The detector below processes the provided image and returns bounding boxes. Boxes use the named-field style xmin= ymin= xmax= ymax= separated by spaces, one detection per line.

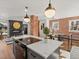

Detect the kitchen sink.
xmin=18 ymin=37 xmax=41 ymax=45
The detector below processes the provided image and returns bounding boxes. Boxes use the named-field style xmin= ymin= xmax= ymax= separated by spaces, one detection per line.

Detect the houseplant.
xmin=43 ymin=27 xmax=50 ymax=43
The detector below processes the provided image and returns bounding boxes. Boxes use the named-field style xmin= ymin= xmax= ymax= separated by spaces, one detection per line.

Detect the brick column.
xmin=30 ymin=15 xmax=40 ymax=36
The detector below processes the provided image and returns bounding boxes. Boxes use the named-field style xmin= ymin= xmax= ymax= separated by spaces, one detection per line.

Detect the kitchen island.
xmin=27 ymin=39 xmax=63 ymax=59
xmin=12 ymin=35 xmax=63 ymax=59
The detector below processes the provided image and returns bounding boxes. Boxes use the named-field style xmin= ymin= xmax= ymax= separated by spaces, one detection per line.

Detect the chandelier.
xmin=44 ymin=0 xmax=56 ymax=18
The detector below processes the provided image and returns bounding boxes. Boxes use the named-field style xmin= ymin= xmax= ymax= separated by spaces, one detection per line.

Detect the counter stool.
xmin=0 ymin=35 xmax=4 ymax=40
xmin=59 ymin=45 xmax=66 ymax=59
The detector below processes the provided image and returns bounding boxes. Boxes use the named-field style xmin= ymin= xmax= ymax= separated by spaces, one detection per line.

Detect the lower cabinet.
xmin=27 ymin=48 xmax=60 ymax=59
xmin=47 ymin=48 xmax=60 ymax=59
xmin=13 ymin=42 xmax=25 ymax=59
xmin=27 ymin=48 xmax=44 ymax=59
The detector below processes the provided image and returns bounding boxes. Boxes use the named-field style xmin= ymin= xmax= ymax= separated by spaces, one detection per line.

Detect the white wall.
xmin=54 ymin=0 xmax=79 ymax=19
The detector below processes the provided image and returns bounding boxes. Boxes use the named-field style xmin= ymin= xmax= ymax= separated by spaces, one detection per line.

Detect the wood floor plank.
xmin=0 ymin=40 xmax=15 ymax=59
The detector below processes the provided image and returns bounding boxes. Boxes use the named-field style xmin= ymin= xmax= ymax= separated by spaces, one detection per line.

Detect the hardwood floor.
xmin=0 ymin=40 xmax=15 ymax=59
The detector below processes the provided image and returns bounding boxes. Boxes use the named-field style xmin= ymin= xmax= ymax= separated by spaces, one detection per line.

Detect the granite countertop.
xmin=27 ymin=40 xmax=63 ymax=59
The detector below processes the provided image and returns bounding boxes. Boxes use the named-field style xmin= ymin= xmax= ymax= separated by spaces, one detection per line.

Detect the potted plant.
xmin=43 ymin=27 xmax=50 ymax=43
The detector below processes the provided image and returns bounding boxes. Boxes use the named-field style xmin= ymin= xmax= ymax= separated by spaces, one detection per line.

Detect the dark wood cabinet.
xmin=13 ymin=42 xmax=25 ymax=59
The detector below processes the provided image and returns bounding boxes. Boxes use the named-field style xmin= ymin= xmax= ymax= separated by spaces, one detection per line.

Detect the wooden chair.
xmin=0 ymin=35 xmax=4 ymax=40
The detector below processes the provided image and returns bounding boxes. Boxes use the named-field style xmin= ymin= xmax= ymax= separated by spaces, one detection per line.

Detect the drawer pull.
xmin=31 ymin=53 xmax=36 ymax=58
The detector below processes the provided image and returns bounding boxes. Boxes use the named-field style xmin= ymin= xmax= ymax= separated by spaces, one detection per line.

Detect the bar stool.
xmin=59 ymin=45 xmax=66 ymax=59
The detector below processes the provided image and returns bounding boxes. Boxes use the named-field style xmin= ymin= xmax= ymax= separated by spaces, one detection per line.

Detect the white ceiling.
xmin=0 ymin=0 xmax=79 ymax=21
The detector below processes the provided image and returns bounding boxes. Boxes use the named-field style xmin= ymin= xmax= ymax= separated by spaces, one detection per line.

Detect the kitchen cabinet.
xmin=27 ymin=48 xmax=44 ymax=59
xmin=13 ymin=42 xmax=25 ymax=59
xmin=27 ymin=47 xmax=60 ymax=59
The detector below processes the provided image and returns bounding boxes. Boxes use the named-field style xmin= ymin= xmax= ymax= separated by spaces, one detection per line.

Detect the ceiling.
xmin=0 ymin=0 xmax=79 ymax=21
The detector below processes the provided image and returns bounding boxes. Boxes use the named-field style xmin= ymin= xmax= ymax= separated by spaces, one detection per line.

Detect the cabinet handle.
xmin=31 ymin=53 xmax=36 ymax=58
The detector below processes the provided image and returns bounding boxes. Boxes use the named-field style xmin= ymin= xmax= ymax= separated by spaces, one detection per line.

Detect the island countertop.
xmin=27 ymin=40 xmax=63 ymax=59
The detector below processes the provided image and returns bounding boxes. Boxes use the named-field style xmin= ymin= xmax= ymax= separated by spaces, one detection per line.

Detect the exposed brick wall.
xmin=30 ymin=15 xmax=40 ymax=36
xmin=49 ymin=16 xmax=79 ymax=35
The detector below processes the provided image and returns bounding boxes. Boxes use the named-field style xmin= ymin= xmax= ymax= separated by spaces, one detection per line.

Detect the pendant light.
xmin=45 ymin=0 xmax=55 ymax=18
xmin=24 ymin=7 xmax=30 ymax=23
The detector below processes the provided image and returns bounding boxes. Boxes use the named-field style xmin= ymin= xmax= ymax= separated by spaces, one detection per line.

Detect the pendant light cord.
xmin=49 ymin=0 xmax=55 ymax=8
xmin=49 ymin=0 xmax=55 ymax=4
xmin=25 ymin=7 xmax=28 ymax=13
xmin=24 ymin=6 xmax=29 ymax=18
xmin=49 ymin=0 xmax=51 ymax=4
xmin=25 ymin=6 xmax=28 ymax=16
xmin=49 ymin=0 xmax=52 ymax=7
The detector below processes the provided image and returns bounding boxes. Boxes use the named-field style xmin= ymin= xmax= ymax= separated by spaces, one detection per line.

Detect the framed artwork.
xmin=8 ymin=20 xmax=23 ymax=37
xmin=52 ymin=22 xmax=59 ymax=30
xmin=13 ymin=22 xmax=21 ymax=29
xmin=69 ymin=19 xmax=79 ymax=32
